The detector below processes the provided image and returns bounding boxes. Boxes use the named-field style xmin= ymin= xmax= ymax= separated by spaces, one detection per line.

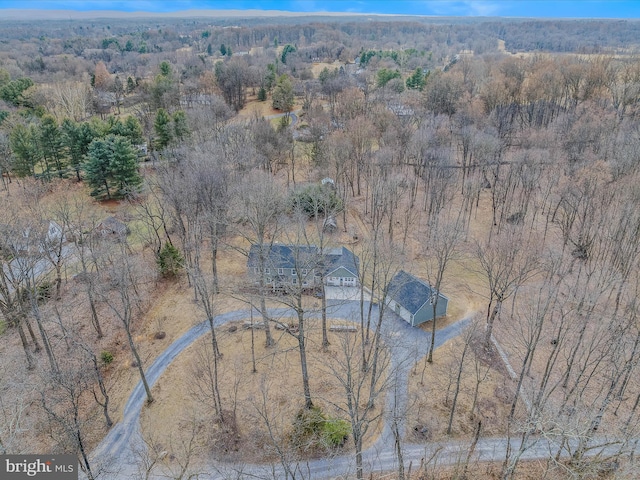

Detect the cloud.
xmin=416 ymin=0 xmax=503 ymax=16
xmin=464 ymin=1 xmax=501 ymax=16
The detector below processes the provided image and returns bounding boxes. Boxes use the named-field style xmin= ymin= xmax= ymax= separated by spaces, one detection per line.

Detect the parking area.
xmin=324 ymin=286 xmax=373 ymax=302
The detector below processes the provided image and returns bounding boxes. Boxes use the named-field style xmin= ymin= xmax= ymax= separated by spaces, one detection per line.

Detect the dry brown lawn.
xmin=139 ymin=317 xmax=386 ymax=463
xmin=311 ymin=60 xmax=345 ymax=78
xmin=406 ymin=334 xmax=514 ymax=443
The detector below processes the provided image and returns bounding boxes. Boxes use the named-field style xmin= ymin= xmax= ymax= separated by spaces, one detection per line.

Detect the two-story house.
xmin=247 ymin=244 xmax=359 ymax=291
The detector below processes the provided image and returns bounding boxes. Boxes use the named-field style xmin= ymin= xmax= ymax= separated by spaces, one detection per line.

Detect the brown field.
xmin=139 ymin=317 xmax=386 ymax=463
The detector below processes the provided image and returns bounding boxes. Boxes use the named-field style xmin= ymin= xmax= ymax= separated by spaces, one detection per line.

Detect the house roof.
xmin=248 ymin=244 xmax=318 ymax=270
xmin=97 ymin=216 xmax=128 ymax=235
xmin=386 ymin=270 xmax=446 ymax=315
xmin=248 ymin=244 xmax=359 ymax=276
xmin=324 ymin=246 xmax=359 ymax=277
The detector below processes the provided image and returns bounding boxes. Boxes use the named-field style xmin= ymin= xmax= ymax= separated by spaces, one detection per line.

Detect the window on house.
xmin=302 ymin=269 xmax=308 ymax=275
xmin=278 ymin=268 xmax=284 ymax=275
xmin=292 ymin=268 xmax=297 ymax=275
xmin=265 ymin=268 xmax=270 ymax=274
xmin=292 ymin=277 xmax=298 ymax=284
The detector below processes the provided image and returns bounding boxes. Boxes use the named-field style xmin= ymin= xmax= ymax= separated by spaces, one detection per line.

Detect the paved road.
xmin=90 ymin=301 xmax=628 ymax=479
xmin=265 ymin=109 xmax=301 ymax=138
xmin=89 ymin=300 xmax=475 ymax=478
xmin=91 ymin=301 xmax=639 ymax=480
xmin=264 ymin=108 xmax=301 ymax=128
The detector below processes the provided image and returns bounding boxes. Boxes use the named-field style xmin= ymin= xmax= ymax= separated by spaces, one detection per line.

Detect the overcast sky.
xmin=1 ymin=0 xmax=639 ymax=18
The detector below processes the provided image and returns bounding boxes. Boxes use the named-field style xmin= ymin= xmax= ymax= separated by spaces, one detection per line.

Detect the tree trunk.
xmin=321 ymin=281 xmax=329 ymax=349
xmin=17 ymin=322 xmax=35 ymax=370
xmin=355 ymin=436 xmax=364 ymax=480
xmin=297 ymin=308 xmax=313 ymax=410
xmin=428 ymin=299 xmax=438 ymax=363
xmin=448 ymin=338 xmax=470 ymax=434
xmin=87 ymin=285 xmax=103 ymax=338
xmin=126 ymin=328 xmax=153 ymax=404
xmin=77 ymin=429 xmax=94 ymax=480
xmin=91 ymin=353 xmax=112 ymax=427
xmin=24 ymin=317 xmax=41 ymax=352
xmin=259 ymin=294 xmax=273 ymax=348
xmin=484 ymin=299 xmax=502 ymax=348
xmin=29 ymin=288 xmax=58 ymax=373
xmin=208 ymin=316 xmax=223 ymax=421
xmin=210 ymin=234 xmax=219 ymax=295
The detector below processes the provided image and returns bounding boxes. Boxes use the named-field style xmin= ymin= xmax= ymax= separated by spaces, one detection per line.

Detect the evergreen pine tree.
xmin=172 ymin=111 xmax=189 ymax=143
xmin=124 ymin=116 xmax=144 ymax=145
xmin=154 ymin=108 xmax=173 ymax=150
xmin=109 ymin=135 xmax=141 ymax=197
xmin=85 ymin=137 xmax=112 ymax=198
xmin=85 ymin=134 xmax=141 ymax=199
xmin=61 ymin=119 xmax=95 ymax=181
xmin=9 ymin=124 xmax=38 ymax=177
xmin=272 ymin=74 xmax=294 ymax=112
xmin=39 ymin=115 xmax=66 ymax=178
xmin=126 ymin=76 xmax=136 ymax=93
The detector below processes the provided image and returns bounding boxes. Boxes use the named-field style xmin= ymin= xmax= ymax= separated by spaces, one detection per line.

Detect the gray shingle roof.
xmin=248 ymin=244 xmax=359 ymax=276
xmin=324 ymin=246 xmax=359 ymax=277
xmin=248 ymin=244 xmax=319 ymax=270
xmin=386 ymin=270 xmax=440 ymax=315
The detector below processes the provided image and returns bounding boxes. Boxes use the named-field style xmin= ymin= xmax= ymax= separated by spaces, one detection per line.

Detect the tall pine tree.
xmin=9 ymin=124 xmax=39 ymax=177
xmin=154 ymin=108 xmax=173 ymax=150
xmin=109 ymin=135 xmax=141 ymax=197
xmin=62 ymin=119 xmax=95 ymax=181
xmin=85 ymin=134 xmax=141 ymax=199
xmin=172 ymin=110 xmax=189 ymax=143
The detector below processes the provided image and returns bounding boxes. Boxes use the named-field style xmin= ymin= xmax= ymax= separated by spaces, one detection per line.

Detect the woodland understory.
xmin=2 ymin=14 xmax=640 ymax=480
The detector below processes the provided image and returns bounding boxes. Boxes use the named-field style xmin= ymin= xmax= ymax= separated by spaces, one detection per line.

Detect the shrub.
xmin=289 ymin=183 xmax=343 ymax=218
xmin=322 ymin=417 xmax=350 ymax=448
xmin=36 ymin=281 xmax=53 ymax=301
xmin=290 ymin=406 xmax=350 ymax=452
xmin=157 ymin=243 xmax=184 ymax=277
xmin=100 ymin=351 xmax=114 ymax=365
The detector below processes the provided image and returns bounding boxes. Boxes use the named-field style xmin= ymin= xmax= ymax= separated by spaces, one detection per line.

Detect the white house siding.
xmin=325 ymin=266 xmax=358 ymax=287
xmin=326 ymin=276 xmax=357 ymax=287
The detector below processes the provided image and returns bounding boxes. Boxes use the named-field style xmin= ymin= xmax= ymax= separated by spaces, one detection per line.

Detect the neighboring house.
xmin=2 ymin=220 xmax=64 ymax=255
xmin=247 ymin=244 xmax=359 ymax=290
xmin=385 ymin=270 xmax=448 ymax=327
xmin=96 ymin=217 xmax=129 ymax=239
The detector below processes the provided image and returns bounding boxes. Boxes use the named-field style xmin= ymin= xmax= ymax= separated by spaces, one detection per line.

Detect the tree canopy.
xmin=272 ymin=74 xmax=294 ymax=113
xmin=84 ymin=134 xmax=142 ymax=199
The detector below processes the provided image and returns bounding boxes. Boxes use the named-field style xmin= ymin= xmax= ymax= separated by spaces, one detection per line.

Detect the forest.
xmin=2 ymin=12 xmax=640 ymax=480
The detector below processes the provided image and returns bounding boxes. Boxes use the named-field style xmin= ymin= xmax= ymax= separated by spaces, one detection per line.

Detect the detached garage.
xmin=385 ymin=270 xmax=449 ymax=327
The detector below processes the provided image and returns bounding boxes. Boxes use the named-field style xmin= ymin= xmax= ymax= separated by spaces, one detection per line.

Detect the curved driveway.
xmin=97 ymin=299 xmax=613 ymax=479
